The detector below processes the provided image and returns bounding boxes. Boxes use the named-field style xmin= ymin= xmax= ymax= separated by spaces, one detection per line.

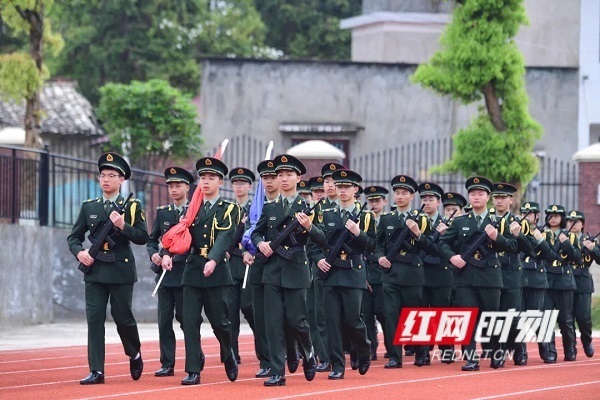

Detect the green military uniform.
xmin=441 ymin=192 xmax=467 ymax=311
xmin=540 ymin=204 xmax=579 ymax=363
xmin=491 ymin=183 xmax=534 ymax=364
xmin=251 ymin=154 xmax=317 ymax=386
xmin=308 ymin=169 xmax=373 ymax=378
xmin=419 ymin=182 xmax=455 ymax=363
xmin=362 ymin=185 xmax=391 ymax=361
xmin=181 ymin=157 xmax=241 ymax=384
xmin=308 ymin=164 xmax=344 ymax=372
xmin=438 ymin=177 xmax=518 ymax=371
xmin=146 ymin=166 xmax=194 ymax=375
xmin=67 ymin=152 xmax=148 ymax=383
xmin=515 ymin=201 xmax=551 ymax=364
xmin=375 ymin=175 xmax=433 ymax=368
xmin=567 ymin=211 xmax=598 ymax=358
xmin=227 ymin=167 xmax=256 ymax=364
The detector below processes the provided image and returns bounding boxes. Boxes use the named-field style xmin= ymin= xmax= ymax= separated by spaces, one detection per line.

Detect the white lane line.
xmin=471 ymin=380 xmax=600 ymax=400
xmin=0 ymin=351 xmax=258 ymax=374
xmin=262 ymin=361 xmax=600 ymax=400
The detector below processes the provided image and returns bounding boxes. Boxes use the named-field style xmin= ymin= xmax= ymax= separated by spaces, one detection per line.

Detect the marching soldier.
xmin=442 ymin=192 xmax=467 ymax=219
xmin=251 ymin=154 xmax=317 ymax=386
xmin=362 ymin=186 xmax=391 ymax=361
xmin=68 ymin=152 xmax=148 ymax=385
xmin=566 ymin=210 xmax=598 ymax=358
xmin=147 ymin=166 xmax=194 ymax=377
xmin=491 ymin=183 xmax=533 ymax=366
xmin=438 ymin=177 xmax=518 ymax=371
xmin=163 ymin=157 xmax=241 ymax=385
xmin=516 ymin=201 xmax=551 ymax=364
xmin=540 ymin=204 xmax=579 ymax=363
xmin=376 ymin=175 xmax=433 ymax=368
xmin=300 ymin=169 xmax=373 ymax=379
xmin=419 ymin=182 xmax=454 ymax=364
xmin=227 ymin=167 xmax=256 ymax=364
xmin=310 ymin=163 xmax=345 ymax=372
xmin=298 ymin=180 xmax=312 ymax=202
xmin=309 ymin=176 xmax=326 ymax=205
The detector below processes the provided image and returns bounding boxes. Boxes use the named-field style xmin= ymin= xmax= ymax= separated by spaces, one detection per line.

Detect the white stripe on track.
xmin=470 ymin=380 xmax=600 ymax=399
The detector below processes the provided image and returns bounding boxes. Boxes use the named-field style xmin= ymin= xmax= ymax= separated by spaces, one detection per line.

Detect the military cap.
xmin=164 ymin=166 xmax=194 ymax=185
xmin=442 ymin=192 xmax=467 ymax=208
xmin=464 ymin=203 xmax=473 ymax=213
xmin=297 ymin=180 xmax=311 ymax=194
xmin=520 ymin=201 xmax=540 ymax=213
xmin=257 ymin=160 xmax=277 ymax=177
xmin=545 ymin=204 xmax=566 ymax=215
xmin=308 ymin=176 xmax=325 ymax=191
xmin=391 ymin=175 xmax=418 ymax=193
xmin=465 ymin=176 xmax=493 ymax=193
xmin=321 ymin=162 xmax=346 ymax=178
xmin=229 ymin=167 xmax=256 ymax=184
xmin=492 ymin=182 xmax=518 ymax=197
xmin=196 ymin=157 xmax=228 ymax=178
xmin=418 ymin=182 xmax=443 ymax=199
xmin=274 ymin=154 xmax=306 ymax=175
xmin=332 ymin=169 xmax=362 ymax=186
xmin=566 ymin=210 xmax=585 ymax=222
xmin=364 ymin=185 xmax=389 ymax=200
xmin=98 ymin=152 xmax=131 ymax=180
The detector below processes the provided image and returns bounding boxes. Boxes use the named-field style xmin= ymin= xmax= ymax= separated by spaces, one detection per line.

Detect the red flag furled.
xmin=161 ymin=139 xmax=229 ymax=254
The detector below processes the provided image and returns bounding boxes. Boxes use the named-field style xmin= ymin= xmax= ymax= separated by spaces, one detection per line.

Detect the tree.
xmin=51 ymin=0 xmax=267 ymax=104
xmin=96 ymin=79 xmax=202 ymax=172
xmin=253 ymin=0 xmax=361 ymax=60
xmin=411 ymin=0 xmax=542 ymax=207
xmin=0 ymin=0 xmax=63 ymax=149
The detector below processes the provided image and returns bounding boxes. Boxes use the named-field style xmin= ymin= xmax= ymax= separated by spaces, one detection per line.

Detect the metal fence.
xmin=0 ymin=145 xmax=234 ymax=229
xmin=350 ymin=138 xmax=580 ymax=210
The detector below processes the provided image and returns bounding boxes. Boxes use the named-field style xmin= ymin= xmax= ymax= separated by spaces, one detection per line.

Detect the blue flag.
xmin=241 ymin=177 xmax=264 ymax=255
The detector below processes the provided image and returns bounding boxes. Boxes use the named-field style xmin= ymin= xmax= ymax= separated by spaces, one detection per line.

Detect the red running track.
xmin=1 ymin=335 xmax=599 ymax=400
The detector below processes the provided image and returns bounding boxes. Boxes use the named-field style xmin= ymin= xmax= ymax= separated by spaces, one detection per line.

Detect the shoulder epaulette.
xmin=157 ymin=204 xmax=171 ymax=210
xmin=322 ymin=207 xmax=336 ymax=213
xmin=382 ymin=212 xmax=392 ymax=216
xmin=83 ymin=197 xmax=100 ymax=204
xmin=264 ymin=199 xmax=276 ymax=205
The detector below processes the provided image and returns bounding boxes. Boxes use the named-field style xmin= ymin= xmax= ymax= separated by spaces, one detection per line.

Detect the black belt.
xmin=274 ymin=245 xmax=305 ymax=261
xmin=192 ymin=246 xmax=210 ymax=258
xmin=468 ymin=253 xmax=498 ymax=268
xmin=331 ymin=254 xmax=363 ymax=269
xmin=393 ymin=252 xmax=421 ymax=264
xmin=498 ymin=252 xmax=520 ymax=265
xmin=423 ymin=255 xmax=441 ymax=264
xmin=545 ymin=260 xmax=564 ymax=275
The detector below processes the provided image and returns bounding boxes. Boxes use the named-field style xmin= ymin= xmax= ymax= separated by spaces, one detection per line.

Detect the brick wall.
xmin=578 ymin=161 xmax=600 ymax=235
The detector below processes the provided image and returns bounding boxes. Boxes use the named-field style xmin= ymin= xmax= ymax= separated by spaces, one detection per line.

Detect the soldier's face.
xmin=311 ymin=189 xmax=325 ymax=201
xmin=262 ymin=174 xmax=280 ymax=195
xmin=368 ymin=197 xmax=386 ymax=214
xmin=522 ymin=211 xmax=538 ymax=224
xmin=468 ymin=189 xmax=490 ymax=210
xmin=299 ymin=192 xmax=312 ymax=201
xmin=336 ymin=184 xmax=357 ymax=203
xmin=492 ymin=195 xmax=512 ymax=213
xmin=393 ymin=188 xmax=414 ymax=209
xmin=167 ymin=182 xmax=189 ymax=202
xmin=547 ymin=213 xmax=562 ymax=228
xmin=420 ymin=195 xmax=440 ymax=215
xmin=444 ymin=205 xmax=462 ymax=218
xmin=232 ymin=180 xmax=251 ymax=197
xmin=324 ymin=176 xmax=336 ymax=197
xmin=277 ymin=170 xmax=300 ymax=192
xmin=567 ymin=219 xmax=583 ymax=233
xmin=199 ymin=173 xmax=223 ymax=196
xmin=98 ymin=168 xmax=124 ymax=195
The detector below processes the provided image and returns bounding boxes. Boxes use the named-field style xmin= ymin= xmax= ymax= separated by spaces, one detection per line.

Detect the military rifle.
xmin=316 ymin=202 xmax=368 ymax=279
xmin=581 ymin=231 xmax=600 ymax=257
xmin=78 ymin=192 xmax=134 ymax=274
xmin=453 ymin=212 xmax=502 ymax=273
xmin=256 ymin=198 xmax=324 ymax=263
xmin=430 ymin=209 xmax=457 ymax=242
xmin=384 ymin=204 xmax=426 ymax=263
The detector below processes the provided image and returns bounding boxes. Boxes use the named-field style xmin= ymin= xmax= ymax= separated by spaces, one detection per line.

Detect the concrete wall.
xmin=0 ymin=224 xmax=159 ymax=327
xmin=199 ymin=59 xmax=578 ymax=163
xmin=347 ymin=0 xmax=580 ymax=68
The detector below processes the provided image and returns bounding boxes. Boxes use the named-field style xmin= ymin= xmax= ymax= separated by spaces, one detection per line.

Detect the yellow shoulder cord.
xmin=520 ymin=219 xmax=529 ymax=236
xmin=129 ymin=200 xmax=137 ymax=226
xmin=363 ymin=212 xmax=371 ymax=233
xmin=499 ymin=216 xmax=506 ymax=235
xmin=419 ymin=215 xmax=427 ymax=233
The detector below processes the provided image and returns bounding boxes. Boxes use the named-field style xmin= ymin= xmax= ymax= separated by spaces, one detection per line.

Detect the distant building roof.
xmin=0 ymin=81 xmax=104 ymax=136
